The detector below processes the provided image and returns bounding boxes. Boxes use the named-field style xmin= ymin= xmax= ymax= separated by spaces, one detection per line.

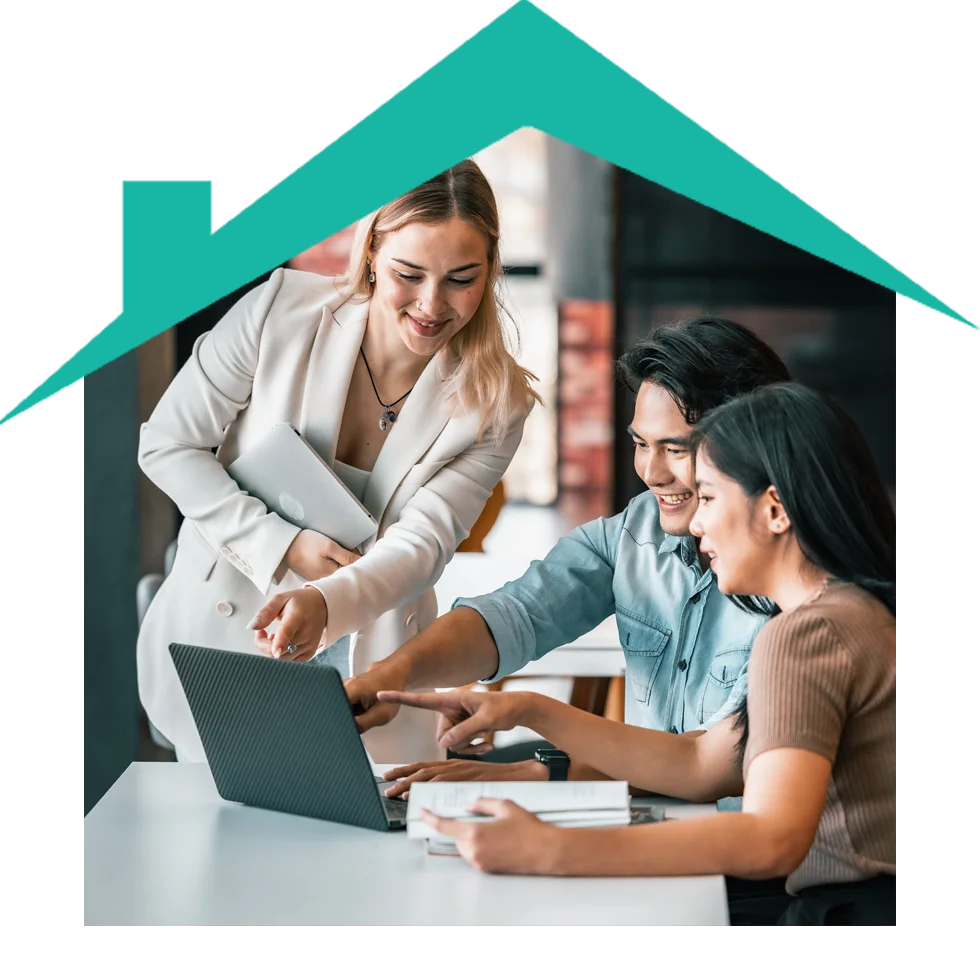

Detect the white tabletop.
xmin=84 ymin=763 xmax=728 ymax=926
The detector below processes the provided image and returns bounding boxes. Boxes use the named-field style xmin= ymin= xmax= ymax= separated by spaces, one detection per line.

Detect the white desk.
xmin=435 ymin=552 xmax=625 ymax=679
xmin=84 ymin=763 xmax=728 ymax=926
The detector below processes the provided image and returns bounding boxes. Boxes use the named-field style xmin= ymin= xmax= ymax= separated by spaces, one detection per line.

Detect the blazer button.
xmin=241 ymin=562 xmax=254 ymax=577
xmin=220 ymin=547 xmax=233 ymax=558
xmin=216 ymin=601 xmax=234 ymax=617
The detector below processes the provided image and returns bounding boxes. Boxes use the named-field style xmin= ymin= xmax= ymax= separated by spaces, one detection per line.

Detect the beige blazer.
xmin=137 ymin=268 xmax=529 ymax=763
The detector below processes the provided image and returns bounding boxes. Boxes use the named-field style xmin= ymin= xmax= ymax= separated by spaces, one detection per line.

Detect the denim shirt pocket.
xmin=698 ymin=646 xmax=750 ymax=725
xmin=616 ymin=610 xmax=671 ymax=705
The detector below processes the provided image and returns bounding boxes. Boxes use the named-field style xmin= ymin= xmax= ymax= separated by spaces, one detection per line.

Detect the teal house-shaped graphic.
xmin=2 ymin=0 xmax=970 ymax=425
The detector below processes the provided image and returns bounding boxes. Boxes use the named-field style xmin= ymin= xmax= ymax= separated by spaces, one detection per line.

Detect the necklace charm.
xmin=360 ymin=348 xmax=415 ymax=434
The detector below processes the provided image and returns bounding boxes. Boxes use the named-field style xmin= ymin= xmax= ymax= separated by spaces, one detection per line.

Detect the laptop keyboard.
xmin=382 ymin=794 xmax=408 ymax=822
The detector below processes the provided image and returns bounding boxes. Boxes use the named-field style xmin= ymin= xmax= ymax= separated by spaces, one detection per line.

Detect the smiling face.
xmin=689 ymin=446 xmax=782 ymax=596
xmin=628 ymin=383 xmax=699 ymax=536
xmin=369 ymin=217 xmax=491 ymax=358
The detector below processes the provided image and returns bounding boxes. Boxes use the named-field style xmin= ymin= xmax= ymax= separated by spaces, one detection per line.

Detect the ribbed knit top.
xmin=744 ymin=580 xmax=896 ymax=894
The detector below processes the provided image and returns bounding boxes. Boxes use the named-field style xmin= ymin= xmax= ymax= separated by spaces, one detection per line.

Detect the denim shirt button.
xmin=669 ymin=725 xmax=679 ymax=734
xmin=691 ymin=592 xmax=701 ymax=603
xmin=678 ymin=659 xmax=687 ymax=671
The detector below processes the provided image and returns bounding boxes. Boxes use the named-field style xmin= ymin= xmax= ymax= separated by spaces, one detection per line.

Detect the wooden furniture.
xmin=456 ymin=481 xmax=506 ymax=553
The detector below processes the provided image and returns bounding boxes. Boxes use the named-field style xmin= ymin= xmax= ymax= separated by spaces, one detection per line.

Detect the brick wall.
xmin=288 ymin=225 xmax=357 ymax=276
xmin=557 ymin=299 xmax=614 ymax=525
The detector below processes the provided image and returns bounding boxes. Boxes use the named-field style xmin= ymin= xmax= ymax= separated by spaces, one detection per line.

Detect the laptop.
xmin=169 ymin=643 xmax=407 ymax=832
xmin=226 ymin=421 xmax=378 ymax=552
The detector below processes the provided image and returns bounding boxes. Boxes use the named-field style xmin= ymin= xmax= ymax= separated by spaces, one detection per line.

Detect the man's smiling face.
xmin=629 ymin=382 xmax=698 ymax=536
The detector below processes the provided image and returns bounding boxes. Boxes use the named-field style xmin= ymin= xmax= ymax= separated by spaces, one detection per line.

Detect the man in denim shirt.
xmin=346 ymin=316 xmax=790 ymax=789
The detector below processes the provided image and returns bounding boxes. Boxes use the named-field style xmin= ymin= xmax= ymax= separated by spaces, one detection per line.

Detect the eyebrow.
xmin=392 ymin=258 xmax=482 ymax=274
xmin=695 ymin=479 xmax=713 ymax=490
xmin=626 ymin=426 xmax=690 ymax=447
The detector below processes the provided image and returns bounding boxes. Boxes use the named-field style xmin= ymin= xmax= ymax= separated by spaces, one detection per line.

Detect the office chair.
xmin=136 ymin=539 xmax=178 ymax=751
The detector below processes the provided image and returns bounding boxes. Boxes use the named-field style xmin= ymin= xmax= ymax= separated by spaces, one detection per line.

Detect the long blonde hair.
xmin=340 ymin=160 xmax=540 ymax=445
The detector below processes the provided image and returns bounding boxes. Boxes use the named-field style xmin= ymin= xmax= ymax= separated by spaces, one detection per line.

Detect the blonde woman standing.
xmin=137 ymin=161 xmax=538 ymax=764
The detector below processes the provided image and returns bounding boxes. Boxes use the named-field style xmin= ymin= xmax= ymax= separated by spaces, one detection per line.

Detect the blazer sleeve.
xmin=308 ymin=402 xmax=530 ymax=646
xmin=137 ymin=268 xmax=302 ymax=594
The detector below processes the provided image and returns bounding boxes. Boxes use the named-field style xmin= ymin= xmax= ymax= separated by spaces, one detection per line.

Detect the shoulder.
xmin=248 ymin=269 xmax=364 ymax=343
xmin=441 ymin=373 xmax=533 ymax=445
xmin=497 ymin=388 xmax=535 ymax=428
xmin=751 ymin=581 xmax=891 ymax=672
xmin=814 ymin=580 xmax=895 ymax=628
xmin=234 ymin=268 xmax=353 ymax=315
xmin=272 ymin=269 xmax=357 ymax=311
xmin=569 ymin=492 xmax=670 ymax=566
xmin=622 ymin=489 xmax=660 ymax=524
xmin=620 ymin=491 xmax=671 ymax=546
xmin=753 ymin=601 xmax=841 ymax=662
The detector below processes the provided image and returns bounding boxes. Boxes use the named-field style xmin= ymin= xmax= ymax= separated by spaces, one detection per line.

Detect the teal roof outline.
xmin=3 ymin=0 xmax=972 ymax=426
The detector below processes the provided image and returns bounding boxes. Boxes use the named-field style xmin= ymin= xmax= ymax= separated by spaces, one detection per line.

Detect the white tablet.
xmin=226 ymin=422 xmax=378 ymax=551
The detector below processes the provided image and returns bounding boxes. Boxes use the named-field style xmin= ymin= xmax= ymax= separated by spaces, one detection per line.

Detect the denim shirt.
xmin=453 ymin=491 xmax=767 ymax=735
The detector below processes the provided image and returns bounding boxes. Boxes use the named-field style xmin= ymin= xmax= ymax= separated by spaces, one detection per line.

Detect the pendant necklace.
xmin=360 ymin=348 xmax=415 ymax=431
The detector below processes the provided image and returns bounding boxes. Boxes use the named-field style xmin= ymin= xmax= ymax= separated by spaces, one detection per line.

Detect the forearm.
xmin=364 ymin=607 xmax=501 ymax=691
xmin=542 ymin=812 xmax=794 ymax=879
xmin=566 ymin=759 xmax=659 ymax=798
xmin=524 ymin=696 xmax=732 ymax=802
xmin=315 ymin=422 xmax=526 ymax=645
xmin=568 ymin=759 xmax=612 ymax=781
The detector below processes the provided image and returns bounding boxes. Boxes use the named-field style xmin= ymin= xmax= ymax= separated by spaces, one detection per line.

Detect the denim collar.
xmin=658 ymin=533 xmax=699 ymax=568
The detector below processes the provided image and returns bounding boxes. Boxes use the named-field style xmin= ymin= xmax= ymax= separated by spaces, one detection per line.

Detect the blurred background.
xmin=85 ymin=128 xmax=895 ymax=811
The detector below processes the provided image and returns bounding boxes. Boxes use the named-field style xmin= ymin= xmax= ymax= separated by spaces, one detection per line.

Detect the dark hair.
xmin=616 ymin=315 xmax=792 ymax=424
xmin=691 ymin=383 xmax=896 ymax=616
xmin=731 ymin=696 xmax=750 ymax=770
xmin=618 ymin=315 xmax=792 ymax=617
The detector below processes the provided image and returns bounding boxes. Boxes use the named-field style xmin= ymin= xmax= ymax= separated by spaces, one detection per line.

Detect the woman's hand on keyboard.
xmin=381 ymin=758 xmax=547 ymax=799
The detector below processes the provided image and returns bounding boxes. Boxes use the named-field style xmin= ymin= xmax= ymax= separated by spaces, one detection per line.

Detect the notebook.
xmin=226 ymin=421 xmax=378 ymax=551
xmin=406 ymin=781 xmax=633 ymax=843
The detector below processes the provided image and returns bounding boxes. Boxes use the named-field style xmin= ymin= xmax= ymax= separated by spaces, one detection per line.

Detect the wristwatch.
xmin=534 ymin=748 xmax=570 ymax=781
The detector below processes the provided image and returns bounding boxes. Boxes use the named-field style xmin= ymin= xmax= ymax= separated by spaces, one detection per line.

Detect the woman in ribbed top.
xmin=379 ymin=382 xmax=896 ymax=925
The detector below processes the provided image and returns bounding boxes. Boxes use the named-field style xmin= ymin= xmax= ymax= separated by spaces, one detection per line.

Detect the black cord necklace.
xmin=359 ymin=348 xmax=415 ymax=431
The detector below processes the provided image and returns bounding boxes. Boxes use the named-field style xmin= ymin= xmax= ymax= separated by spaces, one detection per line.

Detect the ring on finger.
xmin=286 ymin=643 xmax=298 ymax=655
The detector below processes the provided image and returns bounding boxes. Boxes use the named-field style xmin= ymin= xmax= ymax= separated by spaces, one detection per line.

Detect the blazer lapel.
xmin=297 ymin=287 xmax=369 ymax=466
xmin=363 ymin=353 xmax=454 ymax=527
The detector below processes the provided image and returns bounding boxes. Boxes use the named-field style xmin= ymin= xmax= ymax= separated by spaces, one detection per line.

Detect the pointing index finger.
xmin=377 ymin=690 xmax=449 ymax=711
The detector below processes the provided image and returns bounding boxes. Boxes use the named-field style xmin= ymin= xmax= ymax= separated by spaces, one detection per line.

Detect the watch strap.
xmin=534 ymin=748 xmax=570 ymax=781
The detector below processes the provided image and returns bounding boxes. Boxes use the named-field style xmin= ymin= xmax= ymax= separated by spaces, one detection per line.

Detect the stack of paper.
xmin=406 ymin=781 xmax=631 ymax=850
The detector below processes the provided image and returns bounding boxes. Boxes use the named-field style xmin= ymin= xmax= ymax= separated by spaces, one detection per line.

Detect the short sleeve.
xmin=744 ymin=610 xmax=853 ymax=769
